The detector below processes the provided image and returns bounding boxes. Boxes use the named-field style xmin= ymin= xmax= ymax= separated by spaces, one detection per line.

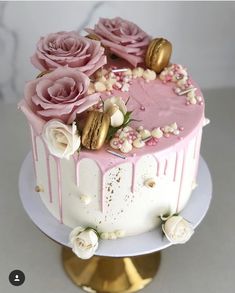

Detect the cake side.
xmin=32 ymin=124 xmax=202 ymax=237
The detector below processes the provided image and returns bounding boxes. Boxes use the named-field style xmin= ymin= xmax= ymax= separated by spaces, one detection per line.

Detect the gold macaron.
xmin=145 ymin=38 xmax=172 ymax=73
xmin=36 ymin=70 xmax=51 ymax=78
xmin=82 ymin=111 xmax=110 ymax=150
xmin=85 ymin=34 xmax=101 ymax=41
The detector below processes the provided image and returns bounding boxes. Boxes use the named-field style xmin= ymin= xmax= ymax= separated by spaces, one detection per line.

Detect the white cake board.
xmin=19 ymin=152 xmax=212 ymax=257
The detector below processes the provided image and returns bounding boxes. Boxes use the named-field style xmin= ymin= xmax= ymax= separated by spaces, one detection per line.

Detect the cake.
xmin=19 ymin=17 xmax=208 ymax=259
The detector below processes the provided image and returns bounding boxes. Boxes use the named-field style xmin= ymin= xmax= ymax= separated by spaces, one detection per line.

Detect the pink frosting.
xmin=31 ymin=31 xmax=107 ymax=76
xmin=19 ymin=67 xmax=100 ymax=134
xmin=86 ymin=17 xmax=150 ymax=67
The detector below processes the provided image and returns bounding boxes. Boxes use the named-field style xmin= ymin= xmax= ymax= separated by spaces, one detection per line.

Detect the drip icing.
xmin=193 ymin=135 xmax=198 ymax=159
xmin=156 ymin=159 xmax=160 ymax=177
xmin=193 ymin=130 xmax=202 ymax=181
xmin=30 ymin=125 xmax=38 ymax=177
xmin=164 ymin=159 xmax=168 ymax=175
xmin=176 ymin=150 xmax=186 ymax=212
xmin=55 ymin=157 xmax=63 ymax=224
xmin=42 ymin=139 xmax=53 ymax=203
xmin=174 ymin=152 xmax=178 ymax=182
xmin=73 ymin=154 xmax=80 ymax=186
xmin=131 ymin=162 xmax=136 ymax=193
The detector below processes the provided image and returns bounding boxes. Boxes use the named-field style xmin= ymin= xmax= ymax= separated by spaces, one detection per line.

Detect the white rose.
xmin=42 ymin=120 xmax=80 ymax=159
xmin=162 ymin=215 xmax=194 ymax=244
xmin=69 ymin=227 xmax=99 ymax=259
xmin=104 ymin=96 xmax=127 ymax=127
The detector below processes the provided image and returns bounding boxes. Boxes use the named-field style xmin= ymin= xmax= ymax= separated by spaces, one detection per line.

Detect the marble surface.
xmin=0 ymin=1 xmax=235 ymax=102
xmin=0 ymin=88 xmax=235 ymax=292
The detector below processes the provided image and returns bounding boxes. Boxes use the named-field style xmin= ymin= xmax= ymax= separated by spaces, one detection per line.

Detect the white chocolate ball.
xmin=140 ymin=129 xmax=151 ymax=140
xmin=94 ymin=81 xmax=106 ymax=92
xmin=151 ymin=127 xmax=163 ymax=139
xmin=133 ymin=139 xmax=145 ymax=148
xmin=143 ymin=69 xmax=156 ymax=81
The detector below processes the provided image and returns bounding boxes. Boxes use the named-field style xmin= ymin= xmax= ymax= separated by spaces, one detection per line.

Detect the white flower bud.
xmin=110 ymin=109 xmax=125 ymax=127
xmin=162 ymin=215 xmax=194 ymax=244
xmin=69 ymin=227 xmax=99 ymax=259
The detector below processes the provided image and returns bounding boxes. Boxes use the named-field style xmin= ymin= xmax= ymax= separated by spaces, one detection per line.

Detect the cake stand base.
xmin=62 ymin=247 xmax=161 ymax=293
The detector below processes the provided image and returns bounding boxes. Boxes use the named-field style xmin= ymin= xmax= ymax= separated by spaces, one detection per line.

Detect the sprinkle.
xmin=106 ymin=149 xmax=126 ymax=159
xmin=112 ymin=68 xmax=128 ymax=73
xmin=173 ymin=129 xmax=180 ymax=135
xmin=178 ymin=87 xmax=197 ymax=96
xmin=179 ymin=126 xmax=184 ymax=131
xmin=140 ymin=105 xmax=145 ymax=111
xmin=142 ymin=136 xmax=152 ymax=142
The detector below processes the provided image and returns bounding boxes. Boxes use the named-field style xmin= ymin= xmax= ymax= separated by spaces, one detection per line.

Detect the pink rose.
xmin=19 ymin=67 xmax=100 ymax=134
xmin=31 ymin=31 xmax=107 ymax=76
xmin=86 ymin=17 xmax=150 ymax=67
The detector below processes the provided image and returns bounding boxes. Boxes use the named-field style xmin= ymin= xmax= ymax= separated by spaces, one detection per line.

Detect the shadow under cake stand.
xmin=19 ymin=153 xmax=212 ymax=293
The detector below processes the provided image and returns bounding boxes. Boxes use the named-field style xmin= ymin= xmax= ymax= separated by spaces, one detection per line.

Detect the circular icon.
xmin=9 ymin=270 xmax=25 ymax=286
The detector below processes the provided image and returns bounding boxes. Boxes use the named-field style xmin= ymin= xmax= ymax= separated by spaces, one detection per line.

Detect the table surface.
xmin=0 ymin=87 xmax=234 ymax=292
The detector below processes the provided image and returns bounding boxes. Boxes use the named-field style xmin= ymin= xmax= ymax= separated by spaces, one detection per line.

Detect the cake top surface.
xmin=78 ymin=59 xmax=205 ymax=170
xmin=19 ymin=17 xmax=205 ymax=170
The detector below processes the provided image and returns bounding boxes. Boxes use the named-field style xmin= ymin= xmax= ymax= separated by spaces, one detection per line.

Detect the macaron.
xmin=82 ymin=111 xmax=110 ymax=150
xmin=36 ymin=70 xmax=51 ymax=78
xmin=145 ymin=38 xmax=172 ymax=73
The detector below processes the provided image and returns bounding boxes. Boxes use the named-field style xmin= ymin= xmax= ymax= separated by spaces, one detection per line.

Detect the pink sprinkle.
xmin=113 ymin=85 xmax=119 ymax=90
xmin=199 ymin=101 xmax=204 ymax=105
xmin=146 ymin=140 xmax=153 ymax=146
xmin=185 ymin=101 xmax=190 ymax=106
xmin=164 ymin=133 xmax=170 ymax=138
xmin=119 ymin=139 xmax=124 ymax=144
xmin=140 ymin=105 xmax=145 ymax=111
xmin=179 ymin=126 xmax=184 ymax=131
xmin=166 ymin=75 xmax=172 ymax=81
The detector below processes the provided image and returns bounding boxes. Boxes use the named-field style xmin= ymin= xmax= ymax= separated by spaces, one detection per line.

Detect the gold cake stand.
xmin=62 ymin=247 xmax=160 ymax=293
xmin=19 ymin=153 xmax=212 ymax=293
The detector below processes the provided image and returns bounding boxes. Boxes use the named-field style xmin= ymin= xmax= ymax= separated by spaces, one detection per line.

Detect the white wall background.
xmin=0 ymin=1 xmax=234 ymax=102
